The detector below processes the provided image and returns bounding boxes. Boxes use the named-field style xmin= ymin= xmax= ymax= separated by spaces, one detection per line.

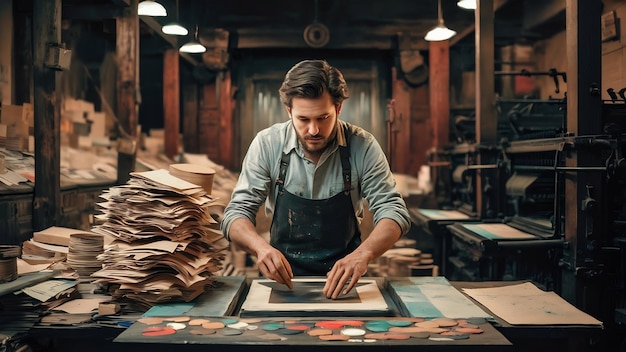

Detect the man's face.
xmin=287 ymin=92 xmax=341 ymax=159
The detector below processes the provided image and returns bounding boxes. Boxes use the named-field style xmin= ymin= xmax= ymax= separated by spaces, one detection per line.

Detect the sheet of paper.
xmin=17 ymin=258 xmax=52 ymax=275
xmin=52 ymin=297 xmax=111 ymax=314
xmin=25 ymin=239 xmax=69 ymax=254
xmin=461 ymin=223 xmax=538 ymax=240
xmin=0 ymin=271 xmax=56 ymax=297
xmin=418 ymin=209 xmax=471 ymax=220
xmin=33 ymin=226 xmax=100 ymax=246
xmin=130 ymin=169 xmax=201 ymax=191
xmin=388 ymin=277 xmax=491 ymax=319
xmin=22 ymin=279 xmax=77 ymax=302
xmin=462 ymin=282 xmax=603 ymax=325
xmin=142 ymin=302 xmax=195 ymax=317
xmin=0 ymin=170 xmax=28 ymax=186
xmin=240 ymin=278 xmax=389 ymax=316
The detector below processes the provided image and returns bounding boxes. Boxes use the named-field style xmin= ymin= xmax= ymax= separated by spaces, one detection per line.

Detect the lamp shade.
xmin=180 ymin=40 xmax=206 ymax=53
xmin=138 ymin=1 xmax=167 ymax=16
xmin=425 ymin=0 xmax=456 ymax=41
xmin=457 ymin=0 xmax=476 ymax=10
xmin=162 ymin=23 xmax=189 ymax=36
xmin=424 ymin=24 xmax=457 ymax=41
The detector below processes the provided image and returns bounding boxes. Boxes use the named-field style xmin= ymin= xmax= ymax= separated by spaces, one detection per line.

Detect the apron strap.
xmin=276 ymin=152 xmax=290 ymax=195
xmin=276 ymin=124 xmax=352 ymax=194
xmin=340 ymin=124 xmax=352 ymax=194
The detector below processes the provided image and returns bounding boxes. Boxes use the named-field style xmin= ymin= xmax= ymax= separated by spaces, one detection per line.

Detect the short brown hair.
xmin=279 ymin=60 xmax=349 ymax=108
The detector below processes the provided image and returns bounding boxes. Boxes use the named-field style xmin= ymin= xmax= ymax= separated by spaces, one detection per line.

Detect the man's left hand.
xmin=323 ymin=251 xmax=369 ymax=299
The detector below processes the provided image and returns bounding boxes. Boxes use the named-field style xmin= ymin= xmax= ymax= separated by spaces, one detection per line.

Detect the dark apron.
xmin=269 ymin=127 xmax=361 ymax=276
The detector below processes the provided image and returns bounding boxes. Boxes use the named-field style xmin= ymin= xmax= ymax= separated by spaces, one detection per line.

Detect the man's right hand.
xmin=255 ymin=244 xmax=294 ymax=289
xmin=227 ymin=218 xmax=293 ymax=289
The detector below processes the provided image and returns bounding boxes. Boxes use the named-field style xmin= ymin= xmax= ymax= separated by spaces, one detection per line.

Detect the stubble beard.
xmin=299 ymin=134 xmax=327 ymax=157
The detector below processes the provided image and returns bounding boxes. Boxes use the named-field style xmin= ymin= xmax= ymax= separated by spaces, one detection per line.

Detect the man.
xmin=221 ymin=60 xmax=410 ymax=299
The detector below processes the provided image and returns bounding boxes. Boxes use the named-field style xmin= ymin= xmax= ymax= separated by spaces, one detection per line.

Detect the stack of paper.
xmin=91 ymin=169 xmax=229 ymax=306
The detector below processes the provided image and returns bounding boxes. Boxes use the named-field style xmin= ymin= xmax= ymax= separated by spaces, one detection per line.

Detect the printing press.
xmin=442 ymin=96 xmax=568 ymax=288
xmin=423 ymin=97 xmax=626 ymax=347
xmin=410 ymin=141 xmax=484 ymax=276
xmin=446 ymin=137 xmax=566 ymax=289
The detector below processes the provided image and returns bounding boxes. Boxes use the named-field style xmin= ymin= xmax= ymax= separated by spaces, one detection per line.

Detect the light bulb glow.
xmin=138 ymin=1 xmax=167 ymax=16
xmin=457 ymin=0 xmax=477 ymax=10
xmin=179 ymin=41 xmax=206 ymax=53
xmin=424 ymin=25 xmax=457 ymax=41
xmin=162 ymin=23 xmax=188 ymax=36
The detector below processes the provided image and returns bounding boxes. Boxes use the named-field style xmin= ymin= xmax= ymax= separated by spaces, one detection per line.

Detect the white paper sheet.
xmin=240 ymin=278 xmax=389 ymax=315
xmin=462 ymin=282 xmax=603 ymax=325
xmin=22 ymin=279 xmax=77 ymax=302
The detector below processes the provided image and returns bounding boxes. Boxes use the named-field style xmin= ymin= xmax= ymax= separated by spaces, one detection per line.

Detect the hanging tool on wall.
xmin=303 ymin=0 xmax=330 ymax=48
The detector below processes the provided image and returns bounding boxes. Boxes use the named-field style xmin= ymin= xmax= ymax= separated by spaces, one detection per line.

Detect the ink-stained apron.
xmin=269 ymin=129 xmax=361 ymax=276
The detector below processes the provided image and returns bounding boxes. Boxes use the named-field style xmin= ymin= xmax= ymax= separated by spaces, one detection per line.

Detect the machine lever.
xmin=549 ymin=68 xmax=560 ymax=94
xmin=608 ymin=88 xmax=618 ymax=103
xmin=581 ymin=185 xmax=596 ymax=239
xmin=618 ymin=87 xmax=626 ymax=103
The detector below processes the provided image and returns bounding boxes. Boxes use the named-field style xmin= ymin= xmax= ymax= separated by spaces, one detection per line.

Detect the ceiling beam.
xmin=522 ymin=0 xmax=565 ymax=31
xmin=140 ymin=16 xmax=199 ymax=66
xmin=111 ymin=0 xmax=131 ymax=6
xmin=234 ymin=26 xmax=431 ymax=50
xmin=450 ymin=23 xmax=475 ymax=46
xmin=62 ymin=4 xmax=124 ymax=19
xmin=449 ymin=0 xmax=512 ymax=45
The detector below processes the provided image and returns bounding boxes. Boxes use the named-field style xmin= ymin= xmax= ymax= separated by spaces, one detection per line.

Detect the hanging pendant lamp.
xmin=425 ymin=0 xmax=457 ymax=41
xmin=457 ymin=0 xmax=477 ymax=10
xmin=180 ymin=25 xmax=206 ymax=53
xmin=138 ymin=1 xmax=167 ymax=16
xmin=162 ymin=23 xmax=188 ymax=35
xmin=162 ymin=0 xmax=188 ymax=35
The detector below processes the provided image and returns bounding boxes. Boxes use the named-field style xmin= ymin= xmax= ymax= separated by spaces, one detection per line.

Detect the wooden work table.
xmin=19 ymin=277 xmax=603 ymax=352
xmin=451 ymin=281 xmax=604 ymax=352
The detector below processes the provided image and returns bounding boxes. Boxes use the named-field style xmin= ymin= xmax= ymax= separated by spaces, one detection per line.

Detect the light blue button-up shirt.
xmin=221 ymin=119 xmax=411 ymax=239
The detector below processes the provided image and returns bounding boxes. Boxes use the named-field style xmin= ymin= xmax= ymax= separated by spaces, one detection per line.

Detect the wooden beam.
xmin=62 ymin=4 xmax=124 ymax=19
xmin=219 ymin=71 xmax=235 ymax=169
xmin=32 ymin=0 xmax=61 ymax=231
xmin=450 ymin=23 xmax=475 ymax=46
xmin=111 ymin=0 xmax=131 ymax=6
xmin=475 ymin=0 xmax=496 ymax=144
xmin=116 ymin=0 xmax=140 ymax=184
xmin=562 ymin=0 xmax=603 ymax=306
xmin=390 ymin=68 xmax=410 ymax=172
xmin=475 ymin=0 xmax=496 ymax=219
xmin=198 ymin=84 xmax=220 ymax=162
xmin=235 ymin=27 xmax=430 ymax=50
xmin=449 ymin=0 xmax=511 ymax=46
xmin=522 ymin=0 xmax=565 ymax=31
xmin=163 ymin=48 xmax=180 ymax=159
xmin=182 ymin=82 xmax=199 ymax=153
xmin=13 ymin=7 xmax=32 ymax=105
xmin=429 ymin=40 xmax=450 ymax=148
xmin=140 ymin=16 xmax=198 ymax=66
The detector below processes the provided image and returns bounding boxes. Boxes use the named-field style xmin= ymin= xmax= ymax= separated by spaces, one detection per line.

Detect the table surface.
xmin=23 ymin=277 xmax=604 ymax=352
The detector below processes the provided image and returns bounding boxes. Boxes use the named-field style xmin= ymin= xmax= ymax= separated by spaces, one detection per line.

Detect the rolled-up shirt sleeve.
xmin=220 ymin=135 xmax=273 ymax=240
xmin=355 ymin=132 xmax=411 ymax=236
